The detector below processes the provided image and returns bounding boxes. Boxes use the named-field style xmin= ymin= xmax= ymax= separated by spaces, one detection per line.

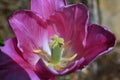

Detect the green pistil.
xmin=50 ymin=35 xmax=64 ymax=48
xmin=51 ymin=45 xmax=62 ymax=64
xmin=50 ymin=35 xmax=64 ymax=65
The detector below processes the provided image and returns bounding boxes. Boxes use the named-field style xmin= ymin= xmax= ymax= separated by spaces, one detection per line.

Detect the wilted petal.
xmin=79 ymin=24 xmax=116 ymax=68
xmin=0 ymin=38 xmax=40 ymax=80
xmin=9 ymin=10 xmax=48 ymax=65
xmin=31 ymin=0 xmax=67 ymax=19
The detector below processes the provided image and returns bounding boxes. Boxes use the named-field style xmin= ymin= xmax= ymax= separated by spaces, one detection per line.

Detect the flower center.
xmin=33 ymin=35 xmax=77 ymax=71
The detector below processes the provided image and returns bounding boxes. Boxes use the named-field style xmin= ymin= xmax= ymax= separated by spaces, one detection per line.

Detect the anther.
xmin=62 ymin=53 xmax=77 ymax=62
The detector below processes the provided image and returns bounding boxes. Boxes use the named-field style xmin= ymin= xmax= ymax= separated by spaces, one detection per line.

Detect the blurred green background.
xmin=0 ymin=0 xmax=120 ymax=80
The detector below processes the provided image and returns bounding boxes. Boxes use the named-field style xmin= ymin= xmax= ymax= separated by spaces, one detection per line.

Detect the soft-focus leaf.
xmin=0 ymin=38 xmax=4 ymax=46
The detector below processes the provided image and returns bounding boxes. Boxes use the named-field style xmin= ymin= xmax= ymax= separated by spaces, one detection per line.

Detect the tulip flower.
xmin=0 ymin=0 xmax=116 ymax=80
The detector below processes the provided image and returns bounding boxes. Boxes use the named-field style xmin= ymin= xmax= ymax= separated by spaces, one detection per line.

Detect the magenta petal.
xmin=79 ymin=24 xmax=116 ymax=68
xmin=60 ymin=58 xmax=85 ymax=75
xmin=31 ymin=0 xmax=67 ymax=19
xmin=9 ymin=10 xmax=48 ymax=64
xmin=0 ymin=38 xmax=40 ymax=80
xmin=49 ymin=77 xmax=56 ymax=80
xmin=35 ymin=59 xmax=58 ymax=79
xmin=49 ymin=4 xmax=89 ymax=49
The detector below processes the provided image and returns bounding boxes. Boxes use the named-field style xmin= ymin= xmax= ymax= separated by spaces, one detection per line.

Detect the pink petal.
xmin=0 ymin=38 xmax=40 ymax=80
xmin=49 ymin=3 xmax=89 ymax=50
xmin=79 ymin=24 xmax=116 ymax=69
xmin=9 ymin=10 xmax=48 ymax=65
xmin=31 ymin=0 xmax=67 ymax=19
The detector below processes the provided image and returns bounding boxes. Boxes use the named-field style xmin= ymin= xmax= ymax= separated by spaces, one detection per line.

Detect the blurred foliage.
xmin=0 ymin=0 xmax=29 ymax=39
xmin=0 ymin=0 xmax=120 ymax=80
xmin=0 ymin=38 xmax=4 ymax=46
xmin=67 ymin=0 xmax=79 ymax=4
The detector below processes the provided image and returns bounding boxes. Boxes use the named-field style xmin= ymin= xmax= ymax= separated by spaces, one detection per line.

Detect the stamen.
xmin=33 ymin=50 xmax=45 ymax=56
xmin=45 ymin=62 xmax=66 ymax=70
xmin=63 ymin=41 xmax=71 ymax=49
xmin=45 ymin=62 xmax=50 ymax=66
xmin=54 ymin=65 xmax=66 ymax=70
xmin=47 ymin=53 xmax=77 ymax=71
xmin=62 ymin=53 xmax=77 ymax=62
xmin=33 ymin=50 xmax=50 ymax=61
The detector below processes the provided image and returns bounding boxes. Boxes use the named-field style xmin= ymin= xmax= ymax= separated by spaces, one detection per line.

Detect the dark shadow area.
xmin=0 ymin=50 xmax=31 ymax=80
